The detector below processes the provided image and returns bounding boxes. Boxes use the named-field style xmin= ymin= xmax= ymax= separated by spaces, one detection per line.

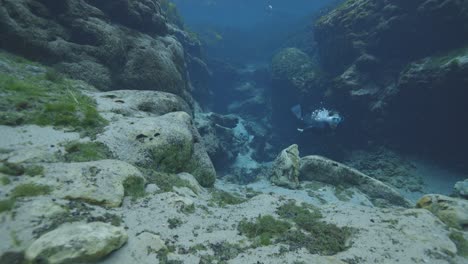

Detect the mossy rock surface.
xmin=64 ymin=141 xmax=114 ymax=162
xmin=0 ymin=57 xmax=108 ymax=137
xmin=97 ymin=112 xmax=216 ymax=187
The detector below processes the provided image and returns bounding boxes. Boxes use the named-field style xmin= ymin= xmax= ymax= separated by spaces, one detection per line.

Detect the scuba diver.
xmin=291 ymin=104 xmax=343 ymax=133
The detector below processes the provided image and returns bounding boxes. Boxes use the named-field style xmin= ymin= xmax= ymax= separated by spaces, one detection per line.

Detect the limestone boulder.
xmin=25 ymin=222 xmax=127 ymax=264
xmin=97 ymin=111 xmax=216 ymax=187
xmin=416 ymin=194 xmax=468 ymax=230
xmin=269 ymin=144 xmax=300 ymax=189
xmin=41 ymin=160 xmax=144 ymax=207
xmin=300 ymin=155 xmax=411 ymax=207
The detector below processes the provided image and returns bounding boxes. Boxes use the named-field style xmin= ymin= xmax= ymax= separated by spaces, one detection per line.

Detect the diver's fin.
xmin=291 ymin=104 xmax=302 ymax=120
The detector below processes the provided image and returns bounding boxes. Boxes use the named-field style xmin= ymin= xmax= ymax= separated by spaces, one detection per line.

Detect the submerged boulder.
xmin=97 ymin=111 xmax=216 ymax=187
xmin=300 ymin=155 xmax=411 ymax=207
xmin=25 ymin=222 xmax=127 ymax=264
xmin=269 ymin=144 xmax=300 ymax=189
xmin=417 ymin=194 xmax=468 ymax=230
xmin=42 ymin=160 xmax=144 ymax=207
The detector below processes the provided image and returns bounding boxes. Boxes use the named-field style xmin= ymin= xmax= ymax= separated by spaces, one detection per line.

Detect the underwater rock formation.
xmin=89 ymin=88 xmax=216 ymax=187
xmin=269 ymin=144 xmax=300 ymax=189
xmin=25 ymin=222 xmax=127 ymax=264
xmin=417 ymin=194 xmax=468 ymax=230
xmin=195 ymin=112 xmax=242 ymax=170
xmin=0 ymin=0 xmax=191 ymax=99
xmin=314 ymin=0 xmax=468 ymax=161
xmin=315 ymin=0 xmax=468 ymax=74
xmin=42 ymin=160 xmax=145 ymax=207
xmin=271 ymin=48 xmax=322 ymax=97
xmin=97 ymin=111 xmax=216 ymax=187
xmin=300 ymin=155 xmax=411 ymax=207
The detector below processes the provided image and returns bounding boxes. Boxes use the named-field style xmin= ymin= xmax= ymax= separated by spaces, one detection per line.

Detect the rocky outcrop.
xmin=300 ymin=155 xmax=411 ymax=207
xmin=417 ymin=194 xmax=468 ymax=230
xmin=90 ymin=88 xmax=216 ymax=188
xmin=0 ymin=0 xmax=191 ymax=99
xmin=314 ymin=0 xmax=468 ymax=161
xmin=269 ymin=144 xmax=300 ymax=189
xmin=271 ymin=48 xmax=322 ymax=97
xmin=315 ymin=0 xmax=468 ymax=74
xmin=25 ymin=222 xmax=127 ymax=264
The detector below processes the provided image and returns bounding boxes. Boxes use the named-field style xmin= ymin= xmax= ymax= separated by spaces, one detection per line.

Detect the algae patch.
xmin=238 ymin=215 xmax=292 ymax=246
xmin=449 ymin=231 xmax=468 ymax=257
xmin=0 ymin=162 xmax=44 ymax=177
xmin=64 ymin=141 xmax=113 ymax=162
xmin=0 ymin=199 xmax=15 ymax=213
xmin=238 ymin=201 xmax=352 ymax=255
xmin=11 ymin=183 xmax=51 ymax=198
xmin=0 ymin=69 xmax=107 ymax=137
xmin=210 ymin=189 xmax=246 ymax=207
xmin=123 ymin=176 xmax=146 ymax=200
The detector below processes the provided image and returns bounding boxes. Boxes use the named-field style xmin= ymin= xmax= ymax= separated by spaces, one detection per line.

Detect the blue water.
xmin=173 ymin=0 xmax=468 ymax=194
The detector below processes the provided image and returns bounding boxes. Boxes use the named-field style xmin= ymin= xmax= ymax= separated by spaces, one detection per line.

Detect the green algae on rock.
xmin=64 ymin=141 xmax=114 ymax=162
xmin=123 ymin=176 xmax=146 ymax=200
xmin=209 ymin=189 xmax=246 ymax=207
xmin=238 ymin=215 xmax=292 ymax=246
xmin=0 ymin=199 xmax=15 ymax=214
xmin=97 ymin=111 xmax=216 ymax=187
xmin=11 ymin=183 xmax=51 ymax=198
xmin=0 ymin=69 xmax=108 ymax=137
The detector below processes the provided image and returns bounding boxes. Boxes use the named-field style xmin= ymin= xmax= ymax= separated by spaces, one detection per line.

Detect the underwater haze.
xmin=0 ymin=0 xmax=467 ymax=263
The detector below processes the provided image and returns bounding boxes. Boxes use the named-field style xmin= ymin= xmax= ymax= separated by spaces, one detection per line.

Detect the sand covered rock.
xmin=300 ymin=155 xmax=411 ymax=207
xmin=40 ymin=160 xmax=144 ymax=207
xmin=270 ymin=144 xmax=300 ymax=189
xmin=416 ymin=194 xmax=468 ymax=230
xmin=97 ymin=111 xmax=216 ymax=187
xmin=25 ymin=222 xmax=127 ymax=264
